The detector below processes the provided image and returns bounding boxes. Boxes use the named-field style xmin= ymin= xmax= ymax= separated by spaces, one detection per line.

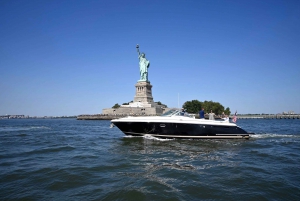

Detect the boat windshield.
xmin=161 ymin=109 xmax=179 ymax=116
xmin=161 ymin=109 xmax=194 ymax=118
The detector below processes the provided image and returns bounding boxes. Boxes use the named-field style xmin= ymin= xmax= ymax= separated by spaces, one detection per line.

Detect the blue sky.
xmin=1 ymin=0 xmax=299 ymax=116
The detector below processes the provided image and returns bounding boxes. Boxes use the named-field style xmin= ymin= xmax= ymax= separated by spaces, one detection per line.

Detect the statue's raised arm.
xmin=136 ymin=44 xmax=141 ymax=57
xmin=136 ymin=44 xmax=150 ymax=82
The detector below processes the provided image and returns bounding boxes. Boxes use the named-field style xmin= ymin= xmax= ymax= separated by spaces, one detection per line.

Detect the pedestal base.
xmin=133 ymin=81 xmax=154 ymax=104
xmin=102 ymin=81 xmax=168 ymax=116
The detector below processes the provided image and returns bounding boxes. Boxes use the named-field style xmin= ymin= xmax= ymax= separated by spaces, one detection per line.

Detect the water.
xmin=0 ymin=118 xmax=299 ymax=200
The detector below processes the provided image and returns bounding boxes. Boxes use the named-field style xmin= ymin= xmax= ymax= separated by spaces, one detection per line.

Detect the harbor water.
xmin=0 ymin=118 xmax=299 ymax=200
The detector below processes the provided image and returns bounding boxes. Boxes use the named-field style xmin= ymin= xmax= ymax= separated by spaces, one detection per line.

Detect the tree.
xmin=112 ymin=103 xmax=120 ymax=109
xmin=155 ymin=101 xmax=167 ymax=108
xmin=182 ymin=100 xmax=230 ymax=115
xmin=120 ymin=101 xmax=133 ymax=106
xmin=224 ymin=107 xmax=231 ymax=115
xmin=200 ymin=101 xmax=224 ymax=115
xmin=182 ymin=100 xmax=202 ymax=113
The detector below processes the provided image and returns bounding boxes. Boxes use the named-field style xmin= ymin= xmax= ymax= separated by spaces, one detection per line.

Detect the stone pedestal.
xmin=132 ymin=81 xmax=155 ymax=107
xmin=102 ymin=81 xmax=168 ymax=116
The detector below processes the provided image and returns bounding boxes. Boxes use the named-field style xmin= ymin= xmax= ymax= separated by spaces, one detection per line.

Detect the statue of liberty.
xmin=136 ymin=44 xmax=150 ymax=82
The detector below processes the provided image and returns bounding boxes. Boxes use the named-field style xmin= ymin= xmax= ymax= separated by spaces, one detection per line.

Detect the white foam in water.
xmin=251 ymin=133 xmax=299 ymax=138
xmin=143 ymin=134 xmax=174 ymax=141
xmin=124 ymin=134 xmax=299 ymax=140
xmin=123 ymin=134 xmax=173 ymax=141
xmin=31 ymin=126 xmax=50 ymax=129
xmin=123 ymin=135 xmax=143 ymax=138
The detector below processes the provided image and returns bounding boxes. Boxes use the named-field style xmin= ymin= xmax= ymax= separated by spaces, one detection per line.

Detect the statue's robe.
xmin=139 ymin=56 xmax=150 ymax=81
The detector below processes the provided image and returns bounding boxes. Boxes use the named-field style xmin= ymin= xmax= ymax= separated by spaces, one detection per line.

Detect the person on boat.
xmin=222 ymin=115 xmax=229 ymax=122
xmin=209 ymin=110 xmax=215 ymax=120
xmin=180 ymin=108 xmax=186 ymax=116
xmin=221 ymin=112 xmax=225 ymax=118
xmin=199 ymin=108 xmax=205 ymax=119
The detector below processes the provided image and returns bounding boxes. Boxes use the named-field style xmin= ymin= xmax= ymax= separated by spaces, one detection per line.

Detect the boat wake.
xmin=143 ymin=134 xmax=174 ymax=141
xmin=250 ymin=133 xmax=300 ymax=139
xmin=123 ymin=134 xmax=174 ymax=141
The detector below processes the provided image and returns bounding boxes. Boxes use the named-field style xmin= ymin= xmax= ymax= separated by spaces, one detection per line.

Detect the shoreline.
xmin=77 ymin=114 xmax=300 ymax=120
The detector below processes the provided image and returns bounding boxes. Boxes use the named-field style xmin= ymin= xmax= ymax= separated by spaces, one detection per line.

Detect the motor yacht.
xmin=111 ymin=109 xmax=251 ymax=139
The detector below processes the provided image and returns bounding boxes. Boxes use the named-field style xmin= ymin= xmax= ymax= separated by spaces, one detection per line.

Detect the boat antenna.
xmin=178 ymin=93 xmax=180 ymax=108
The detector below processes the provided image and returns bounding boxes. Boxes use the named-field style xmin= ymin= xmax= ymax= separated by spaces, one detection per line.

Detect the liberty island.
xmin=77 ymin=45 xmax=169 ymax=120
xmin=102 ymin=44 xmax=167 ymax=116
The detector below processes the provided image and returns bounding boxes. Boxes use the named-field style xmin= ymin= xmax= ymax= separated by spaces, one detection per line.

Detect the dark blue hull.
xmin=113 ymin=122 xmax=250 ymax=139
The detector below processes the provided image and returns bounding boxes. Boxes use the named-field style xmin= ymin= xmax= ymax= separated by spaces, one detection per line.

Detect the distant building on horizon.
xmin=282 ymin=111 xmax=295 ymax=115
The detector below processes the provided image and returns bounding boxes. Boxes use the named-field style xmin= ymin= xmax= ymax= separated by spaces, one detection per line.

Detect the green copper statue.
xmin=136 ymin=44 xmax=150 ymax=82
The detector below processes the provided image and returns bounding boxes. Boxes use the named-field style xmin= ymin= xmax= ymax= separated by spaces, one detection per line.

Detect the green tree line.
xmin=182 ymin=100 xmax=230 ymax=115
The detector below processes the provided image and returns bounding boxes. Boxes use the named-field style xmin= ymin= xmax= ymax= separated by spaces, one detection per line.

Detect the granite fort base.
xmin=102 ymin=81 xmax=167 ymax=116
